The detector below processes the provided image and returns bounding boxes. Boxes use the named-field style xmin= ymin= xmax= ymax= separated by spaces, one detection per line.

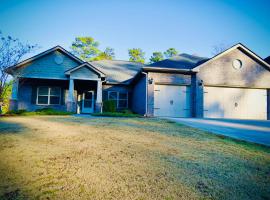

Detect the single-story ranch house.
xmin=6 ymin=43 xmax=270 ymax=120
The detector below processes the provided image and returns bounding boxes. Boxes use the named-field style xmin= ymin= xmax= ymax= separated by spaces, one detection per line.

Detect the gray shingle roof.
xmin=90 ymin=60 xmax=144 ymax=84
xmin=265 ymin=56 xmax=270 ymax=64
xmin=147 ymin=53 xmax=209 ymax=69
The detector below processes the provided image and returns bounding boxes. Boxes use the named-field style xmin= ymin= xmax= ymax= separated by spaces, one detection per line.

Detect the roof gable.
xmin=6 ymin=46 xmax=83 ymax=74
xmin=68 ymin=66 xmax=100 ymax=80
xmin=9 ymin=49 xmax=81 ymax=79
xmin=65 ymin=62 xmax=105 ymax=78
xmin=197 ymin=46 xmax=270 ymax=88
xmin=193 ymin=43 xmax=270 ymax=71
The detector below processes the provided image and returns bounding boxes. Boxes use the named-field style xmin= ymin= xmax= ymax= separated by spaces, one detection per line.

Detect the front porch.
xmin=65 ymin=62 xmax=105 ymax=114
xmin=9 ymin=62 xmax=106 ymax=114
xmin=68 ymin=79 xmax=103 ymax=114
xmin=9 ymin=78 xmax=103 ymax=114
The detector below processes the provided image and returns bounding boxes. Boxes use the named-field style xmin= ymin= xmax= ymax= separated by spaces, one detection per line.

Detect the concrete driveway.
xmin=165 ymin=118 xmax=270 ymax=146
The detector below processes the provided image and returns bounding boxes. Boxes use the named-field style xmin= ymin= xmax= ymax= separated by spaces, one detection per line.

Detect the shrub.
xmin=92 ymin=112 xmax=140 ymax=117
xmin=0 ymin=82 xmax=12 ymax=114
xmin=120 ymin=109 xmax=133 ymax=114
xmin=6 ymin=109 xmax=27 ymax=115
xmin=35 ymin=108 xmax=72 ymax=115
xmin=103 ymin=100 xmax=116 ymax=112
xmin=4 ymin=108 xmax=72 ymax=116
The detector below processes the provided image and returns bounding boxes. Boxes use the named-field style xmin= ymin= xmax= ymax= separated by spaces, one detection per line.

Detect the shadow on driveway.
xmin=164 ymin=118 xmax=270 ymax=147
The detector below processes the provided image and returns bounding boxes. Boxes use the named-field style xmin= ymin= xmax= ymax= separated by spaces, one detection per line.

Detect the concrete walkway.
xmin=165 ymin=118 xmax=270 ymax=146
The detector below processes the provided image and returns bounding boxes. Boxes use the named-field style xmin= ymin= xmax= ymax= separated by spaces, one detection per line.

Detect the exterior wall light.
xmin=148 ymin=77 xmax=153 ymax=84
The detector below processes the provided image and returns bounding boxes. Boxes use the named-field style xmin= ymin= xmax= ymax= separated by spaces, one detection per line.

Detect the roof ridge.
xmin=90 ymin=60 xmax=145 ymax=66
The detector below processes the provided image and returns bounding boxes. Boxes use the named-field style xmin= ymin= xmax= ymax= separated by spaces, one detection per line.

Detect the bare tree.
xmin=211 ymin=43 xmax=231 ymax=56
xmin=0 ymin=31 xmax=36 ymax=112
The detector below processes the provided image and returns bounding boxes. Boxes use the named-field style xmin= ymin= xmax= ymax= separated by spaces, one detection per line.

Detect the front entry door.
xmin=82 ymin=91 xmax=94 ymax=113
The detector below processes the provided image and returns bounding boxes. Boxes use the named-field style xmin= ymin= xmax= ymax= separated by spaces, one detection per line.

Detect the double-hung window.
xmin=37 ymin=86 xmax=61 ymax=105
xmin=118 ymin=92 xmax=128 ymax=108
xmin=108 ymin=91 xmax=128 ymax=108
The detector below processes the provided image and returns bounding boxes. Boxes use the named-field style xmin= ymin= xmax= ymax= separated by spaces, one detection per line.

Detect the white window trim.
xmin=118 ymin=92 xmax=128 ymax=108
xmin=108 ymin=91 xmax=128 ymax=108
xmin=36 ymin=86 xmax=61 ymax=105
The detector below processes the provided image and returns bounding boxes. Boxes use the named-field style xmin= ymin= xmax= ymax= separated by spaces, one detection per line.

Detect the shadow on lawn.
xmin=162 ymin=153 xmax=270 ymax=200
xmin=0 ymin=120 xmax=27 ymax=135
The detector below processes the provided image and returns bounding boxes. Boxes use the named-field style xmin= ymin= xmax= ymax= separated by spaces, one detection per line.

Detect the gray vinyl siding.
xmin=70 ymin=66 xmax=100 ymax=80
xmin=17 ymin=79 xmax=73 ymax=111
xmin=102 ymin=84 xmax=131 ymax=110
xmin=132 ymin=75 xmax=146 ymax=115
xmin=147 ymin=72 xmax=192 ymax=116
xmin=15 ymin=50 xmax=79 ymax=79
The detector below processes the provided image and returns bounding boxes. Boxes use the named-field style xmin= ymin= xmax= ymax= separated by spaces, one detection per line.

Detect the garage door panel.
xmin=204 ymin=86 xmax=267 ymax=120
xmin=154 ymin=84 xmax=191 ymax=117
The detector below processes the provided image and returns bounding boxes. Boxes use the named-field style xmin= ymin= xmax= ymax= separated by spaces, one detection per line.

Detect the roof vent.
xmin=54 ymin=55 xmax=64 ymax=65
xmin=232 ymin=59 xmax=242 ymax=70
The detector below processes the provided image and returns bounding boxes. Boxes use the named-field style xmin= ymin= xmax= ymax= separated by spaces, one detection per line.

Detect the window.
xmin=37 ymin=87 xmax=61 ymax=105
xmin=108 ymin=91 xmax=128 ymax=108
xmin=118 ymin=92 xmax=128 ymax=108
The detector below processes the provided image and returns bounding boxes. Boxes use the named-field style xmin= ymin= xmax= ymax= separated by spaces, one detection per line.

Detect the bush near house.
xmin=91 ymin=112 xmax=140 ymax=117
xmin=103 ymin=100 xmax=117 ymax=112
xmin=0 ymin=82 xmax=12 ymax=114
xmin=92 ymin=108 xmax=140 ymax=117
xmin=4 ymin=108 xmax=72 ymax=116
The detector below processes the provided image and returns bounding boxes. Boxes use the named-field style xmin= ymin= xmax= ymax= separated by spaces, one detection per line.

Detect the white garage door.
xmin=154 ymin=84 xmax=191 ymax=117
xmin=204 ymin=86 xmax=267 ymax=119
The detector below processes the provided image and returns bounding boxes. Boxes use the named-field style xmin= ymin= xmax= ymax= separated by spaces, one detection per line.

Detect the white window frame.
xmin=36 ymin=86 xmax=61 ymax=105
xmin=108 ymin=91 xmax=128 ymax=108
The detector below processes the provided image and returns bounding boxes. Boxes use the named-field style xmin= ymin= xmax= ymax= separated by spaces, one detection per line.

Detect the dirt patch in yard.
xmin=0 ymin=116 xmax=269 ymax=200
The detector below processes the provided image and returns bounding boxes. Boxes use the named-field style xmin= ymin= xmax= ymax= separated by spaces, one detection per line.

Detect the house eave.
xmin=142 ymin=67 xmax=196 ymax=73
xmin=104 ymin=81 xmax=131 ymax=86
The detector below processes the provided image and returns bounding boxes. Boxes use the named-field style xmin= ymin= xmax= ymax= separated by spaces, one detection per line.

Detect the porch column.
xmin=95 ymin=80 xmax=102 ymax=113
xmin=9 ymin=77 xmax=19 ymax=111
xmin=67 ymin=78 xmax=76 ymax=112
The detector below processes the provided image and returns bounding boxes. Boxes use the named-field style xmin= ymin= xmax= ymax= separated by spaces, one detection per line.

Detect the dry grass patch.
xmin=0 ymin=116 xmax=269 ymax=200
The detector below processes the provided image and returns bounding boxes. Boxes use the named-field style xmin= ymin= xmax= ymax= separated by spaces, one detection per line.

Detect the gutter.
xmin=142 ymin=67 xmax=196 ymax=73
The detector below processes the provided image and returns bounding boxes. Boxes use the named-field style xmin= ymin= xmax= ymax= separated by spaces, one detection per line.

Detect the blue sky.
xmin=0 ymin=0 xmax=270 ymax=61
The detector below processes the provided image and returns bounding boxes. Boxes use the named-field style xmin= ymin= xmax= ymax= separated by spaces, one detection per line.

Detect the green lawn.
xmin=0 ymin=116 xmax=269 ymax=200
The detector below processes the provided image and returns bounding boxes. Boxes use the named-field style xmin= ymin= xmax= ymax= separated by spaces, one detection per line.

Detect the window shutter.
xmin=31 ymin=86 xmax=37 ymax=104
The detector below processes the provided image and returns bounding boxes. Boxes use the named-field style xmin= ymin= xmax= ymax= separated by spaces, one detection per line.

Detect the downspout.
xmin=141 ymin=72 xmax=148 ymax=117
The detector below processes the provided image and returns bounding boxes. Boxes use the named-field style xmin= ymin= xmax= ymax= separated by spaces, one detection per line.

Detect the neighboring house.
xmin=6 ymin=43 xmax=270 ymax=120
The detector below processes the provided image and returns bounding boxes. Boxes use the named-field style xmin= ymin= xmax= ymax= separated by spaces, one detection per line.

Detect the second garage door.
xmin=204 ymin=86 xmax=267 ymax=119
xmin=154 ymin=84 xmax=191 ymax=117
